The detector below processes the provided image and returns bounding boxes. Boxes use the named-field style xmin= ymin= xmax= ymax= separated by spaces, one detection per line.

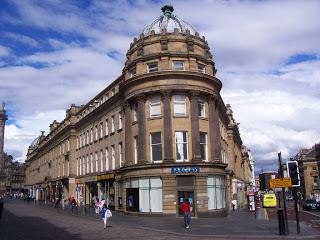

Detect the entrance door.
xmin=177 ymin=191 xmax=195 ymax=216
xmin=126 ymin=188 xmax=139 ymax=211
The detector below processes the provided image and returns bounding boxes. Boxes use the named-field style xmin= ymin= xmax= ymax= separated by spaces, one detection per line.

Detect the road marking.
xmin=264 ymin=208 xmax=269 ymax=220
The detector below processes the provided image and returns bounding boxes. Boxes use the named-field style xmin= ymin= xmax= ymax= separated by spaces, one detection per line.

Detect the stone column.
xmin=136 ymin=95 xmax=147 ymax=164
xmin=189 ymin=91 xmax=201 ymax=161
xmin=161 ymin=90 xmax=173 ymax=162
xmin=208 ymin=94 xmax=222 ymax=162
xmin=0 ymin=103 xmax=8 ymax=170
xmin=124 ymin=101 xmax=132 ymax=166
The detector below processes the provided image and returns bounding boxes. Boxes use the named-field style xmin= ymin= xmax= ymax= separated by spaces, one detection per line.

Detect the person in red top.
xmin=180 ymin=199 xmax=191 ymax=229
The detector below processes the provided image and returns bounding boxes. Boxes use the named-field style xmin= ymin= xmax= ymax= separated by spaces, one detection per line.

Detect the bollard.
xmin=277 ymin=208 xmax=286 ymax=235
xmin=0 ymin=202 xmax=3 ymax=219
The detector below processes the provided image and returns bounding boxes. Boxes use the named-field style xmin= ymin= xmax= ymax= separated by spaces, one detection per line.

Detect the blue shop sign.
xmin=171 ymin=166 xmax=200 ymax=174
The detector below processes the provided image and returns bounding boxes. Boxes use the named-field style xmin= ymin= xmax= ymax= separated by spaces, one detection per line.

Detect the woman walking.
xmin=180 ymin=199 xmax=191 ymax=229
xmin=101 ymin=204 xmax=112 ymax=229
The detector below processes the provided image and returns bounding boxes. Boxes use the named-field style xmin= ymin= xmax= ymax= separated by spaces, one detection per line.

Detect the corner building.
xmin=26 ymin=6 xmax=253 ymax=217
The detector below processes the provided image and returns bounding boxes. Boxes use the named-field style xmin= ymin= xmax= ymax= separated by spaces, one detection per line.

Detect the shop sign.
xmin=171 ymin=166 xmax=200 ymax=174
xmin=75 ymin=178 xmax=84 ymax=184
xmin=97 ymin=173 xmax=115 ymax=181
xmin=84 ymin=176 xmax=97 ymax=183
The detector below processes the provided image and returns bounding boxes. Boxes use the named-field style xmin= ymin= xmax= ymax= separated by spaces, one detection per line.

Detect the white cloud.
xmin=0 ymin=45 xmax=10 ymax=57
xmin=1 ymin=0 xmax=320 ymax=171
xmin=4 ymin=32 xmax=39 ymax=47
xmin=4 ymin=110 xmax=66 ymax=162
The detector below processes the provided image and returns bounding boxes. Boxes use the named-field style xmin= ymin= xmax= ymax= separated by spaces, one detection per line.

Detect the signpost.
xmin=270 ymin=178 xmax=292 ymax=188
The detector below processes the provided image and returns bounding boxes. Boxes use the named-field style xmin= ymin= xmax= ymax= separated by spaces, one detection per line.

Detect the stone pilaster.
xmin=189 ymin=91 xmax=201 ymax=161
xmin=136 ymin=95 xmax=147 ymax=164
xmin=124 ymin=101 xmax=132 ymax=166
xmin=161 ymin=90 xmax=173 ymax=162
xmin=208 ymin=94 xmax=222 ymax=162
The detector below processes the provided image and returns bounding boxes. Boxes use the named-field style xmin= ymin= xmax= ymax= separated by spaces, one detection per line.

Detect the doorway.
xmin=177 ymin=191 xmax=195 ymax=216
xmin=126 ymin=188 xmax=139 ymax=212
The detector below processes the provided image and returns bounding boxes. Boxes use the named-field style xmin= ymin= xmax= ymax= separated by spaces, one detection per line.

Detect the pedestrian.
xmin=95 ymin=197 xmax=100 ymax=214
xmin=232 ymin=199 xmax=237 ymax=211
xmin=71 ymin=197 xmax=77 ymax=213
xmin=62 ymin=197 xmax=65 ymax=210
xmin=101 ymin=204 xmax=112 ymax=229
xmin=180 ymin=198 xmax=191 ymax=229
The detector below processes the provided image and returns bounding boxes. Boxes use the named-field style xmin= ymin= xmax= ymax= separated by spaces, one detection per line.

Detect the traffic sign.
xmin=270 ymin=178 xmax=292 ymax=188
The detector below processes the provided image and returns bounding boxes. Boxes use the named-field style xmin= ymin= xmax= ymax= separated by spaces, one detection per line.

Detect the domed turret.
xmin=143 ymin=5 xmax=196 ymax=36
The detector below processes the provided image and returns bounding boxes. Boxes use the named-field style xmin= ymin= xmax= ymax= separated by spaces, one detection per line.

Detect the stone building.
xmin=292 ymin=144 xmax=320 ymax=200
xmin=259 ymin=171 xmax=278 ymax=191
xmin=25 ymin=5 xmax=254 ymax=216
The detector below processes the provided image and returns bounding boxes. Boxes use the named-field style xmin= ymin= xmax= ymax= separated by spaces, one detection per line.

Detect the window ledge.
xmin=148 ymin=116 xmax=162 ymax=120
xmin=173 ymin=115 xmax=188 ymax=118
xmin=199 ymin=117 xmax=208 ymax=121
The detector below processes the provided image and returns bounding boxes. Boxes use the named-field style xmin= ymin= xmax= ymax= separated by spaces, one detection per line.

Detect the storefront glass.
xmin=207 ymin=175 xmax=226 ymax=210
xmin=126 ymin=177 xmax=162 ymax=213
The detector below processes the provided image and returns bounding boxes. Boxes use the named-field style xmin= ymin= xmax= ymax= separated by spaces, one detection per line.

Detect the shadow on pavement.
xmin=0 ymin=210 xmax=82 ymax=240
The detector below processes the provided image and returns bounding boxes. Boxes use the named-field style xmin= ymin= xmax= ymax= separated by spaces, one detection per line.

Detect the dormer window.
xmin=172 ymin=61 xmax=184 ymax=70
xmin=147 ymin=62 xmax=158 ymax=73
xmin=198 ymin=63 xmax=205 ymax=73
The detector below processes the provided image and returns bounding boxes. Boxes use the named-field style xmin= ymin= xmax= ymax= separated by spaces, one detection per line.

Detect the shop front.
xmin=97 ymin=173 xmax=115 ymax=210
xmin=84 ymin=175 xmax=98 ymax=207
xmin=75 ymin=177 xmax=84 ymax=205
xmin=120 ymin=164 xmax=228 ymax=217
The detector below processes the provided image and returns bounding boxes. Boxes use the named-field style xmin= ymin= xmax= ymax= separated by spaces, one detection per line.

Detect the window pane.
xmin=200 ymin=132 xmax=206 ymax=143
xmin=139 ymin=178 xmax=149 ymax=188
xmin=151 ymin=132 xmax=161 ymax=144
xmin=139 ymin=189 xmax=150 ymax=212
xmin=173 ymin=61 xmax=184 ymax=70
xmin=152 ymin=144 xmax=162 ymax=161
xmin=148 ymin=62 xmax=158 ymax=72
xmin=150 ymin=177 xmax=162 ymax=188
xmin=150 ymin=188 xmax=162 ymax=212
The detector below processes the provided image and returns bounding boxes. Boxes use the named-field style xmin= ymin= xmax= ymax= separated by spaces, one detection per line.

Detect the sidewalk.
xmin=6 ymin=199 xmax=320 ymax=239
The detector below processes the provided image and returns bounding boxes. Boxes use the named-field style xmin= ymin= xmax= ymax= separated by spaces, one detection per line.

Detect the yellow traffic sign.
xmin=270 ymin=178 xmax=292 ymax=188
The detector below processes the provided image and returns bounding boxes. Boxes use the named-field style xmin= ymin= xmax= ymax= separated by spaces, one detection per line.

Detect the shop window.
xmin=200 ymin=132 xmax=208 ymax=161
xmin=126 ymin=177 xmax=163 ymax=213
xmin=198 ymin=100 xmax=205 ymax=117
xmin=172 ymin=61 xmax=184 ymax=70
xmin=198 ymin=63 xmax=205 ymax=73
xmin=151 ymin=132 xmax=162 ymax=162
xmin=175 ymin=131 xmax=188 ymax=161
xmin=147 ymin=62 xmax=158 ymax=73
xmin=149 ymin=96 xmax=161 ymax=117
xmin=207 ymin=176 xmax=226 ymax=210
xmin=173 ymin=95 xmax=186 ymax=116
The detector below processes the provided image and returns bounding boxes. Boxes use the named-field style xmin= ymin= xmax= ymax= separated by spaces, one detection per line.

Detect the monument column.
xmin=0 ymin=102 xmax=8 ymax=170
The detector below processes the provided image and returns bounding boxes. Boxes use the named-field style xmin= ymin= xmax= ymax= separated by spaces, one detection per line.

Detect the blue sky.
xmin=1 ymin=0 xmax=320 ymax=175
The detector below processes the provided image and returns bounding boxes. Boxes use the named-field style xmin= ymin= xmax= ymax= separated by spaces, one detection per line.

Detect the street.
xmin=1 ymin=200 xmax=320 ymax=240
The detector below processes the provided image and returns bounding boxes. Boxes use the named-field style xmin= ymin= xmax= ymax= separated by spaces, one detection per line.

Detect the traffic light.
xmin=287 ymin=161 xmax=300 ymax=187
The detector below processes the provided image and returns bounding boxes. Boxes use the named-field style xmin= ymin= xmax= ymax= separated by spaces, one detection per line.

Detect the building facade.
xmin=25 ymin=5 xmax=254 ymax=216
xmin=293 ymin=144 xmax=320 ymax=201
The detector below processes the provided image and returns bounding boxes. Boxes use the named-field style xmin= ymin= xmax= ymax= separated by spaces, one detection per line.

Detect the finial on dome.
xmin=161 ymin=5 xmax=174 ymax=17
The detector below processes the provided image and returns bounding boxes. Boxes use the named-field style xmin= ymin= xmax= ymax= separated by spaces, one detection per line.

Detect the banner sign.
xmin=171 ymin=167 xmax=200 ymax=174
xmin=270 ymin=178 xmax=292 ymax=188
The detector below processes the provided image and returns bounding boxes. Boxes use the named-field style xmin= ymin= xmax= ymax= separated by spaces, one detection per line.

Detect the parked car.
xmin=287 ymin=195 xmax=293 ymax=201
xmin=302 ymin=199 xmax=320 ymax=211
